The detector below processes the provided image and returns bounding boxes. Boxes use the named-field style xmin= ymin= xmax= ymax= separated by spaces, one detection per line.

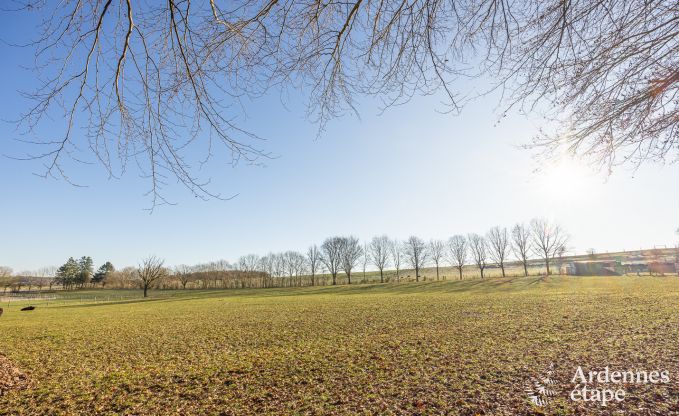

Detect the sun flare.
xmin=538 ymin=159 xmax=592 ymax=201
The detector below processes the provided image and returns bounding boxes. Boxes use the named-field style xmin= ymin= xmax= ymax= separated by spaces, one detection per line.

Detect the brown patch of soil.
xmin=0 ymin=354 xmax=29 ymax=395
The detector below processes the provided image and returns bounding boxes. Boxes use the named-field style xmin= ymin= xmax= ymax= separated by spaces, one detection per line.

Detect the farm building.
xmin=622 ymin=261 xmax=649 ymax=274
xmin=562 ymin=260 xmax=623 ymax=276
xmin=647 ymin=262 xmax=677 ymax=275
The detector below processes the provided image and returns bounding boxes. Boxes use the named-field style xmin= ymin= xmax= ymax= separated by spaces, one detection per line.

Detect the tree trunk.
xmin=347 ymin=272 xmax=351 ymax=284
xmin=458 ymin=267 xmax=463 ymax=280
xmin=545 ymin=258 xmax=551 ymax=275
xmin=415 ymin=266 xmax=419 ymax=282
xmin=143 ymin=285 xmax=148 ymax=298
xmin=501 ymin=265 xmax=506 ymax=277
xmin=332 ymin=273 xmax=337 ymax=285
xmin=380 ymin=270 xmax=384 ymax=283
xmin=480 ymin=267 xmax=484 ymax=278
xmin=523 ymin=261 xmax=528 ymax=277
xmin=436 ymin=265 xmax=440 ymax=280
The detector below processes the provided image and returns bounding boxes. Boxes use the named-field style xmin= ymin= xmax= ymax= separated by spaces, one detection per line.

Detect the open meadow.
xmin=2 ymin=276 xmax=679 ymax=415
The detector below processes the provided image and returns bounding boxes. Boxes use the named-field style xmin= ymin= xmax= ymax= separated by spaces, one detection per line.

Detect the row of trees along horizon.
xmin=1 ymin=219 xmax=569 ymax=296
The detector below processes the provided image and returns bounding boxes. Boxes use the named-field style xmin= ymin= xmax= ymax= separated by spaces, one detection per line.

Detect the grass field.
xmin=1 ymin=276 xmax=679 ymax=415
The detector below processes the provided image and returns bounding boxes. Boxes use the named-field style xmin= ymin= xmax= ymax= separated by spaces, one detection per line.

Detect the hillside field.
xmin=1 ymin=276 xmax=679 ymax=415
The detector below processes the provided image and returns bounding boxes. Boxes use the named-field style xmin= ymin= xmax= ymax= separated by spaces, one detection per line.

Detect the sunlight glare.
xmin=538 ymin=158 xmax=593 ymax=202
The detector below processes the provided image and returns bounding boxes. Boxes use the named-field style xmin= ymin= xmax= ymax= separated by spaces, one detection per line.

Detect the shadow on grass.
xmin=46 ymin=275 xmax=590 ymax=310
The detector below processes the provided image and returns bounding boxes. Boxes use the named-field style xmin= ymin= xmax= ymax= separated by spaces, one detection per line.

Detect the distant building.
xmin=647 ymin=262 xmax=677 ymax=275
xmin=562 ymin=260 xmax=623 ymax=276
xmin=621 ymin=261 xmax=649 ymax=274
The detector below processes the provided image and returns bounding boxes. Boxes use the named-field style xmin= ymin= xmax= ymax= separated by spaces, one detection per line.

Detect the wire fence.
xmin=0 ymin=292 xmax=149 ymax=310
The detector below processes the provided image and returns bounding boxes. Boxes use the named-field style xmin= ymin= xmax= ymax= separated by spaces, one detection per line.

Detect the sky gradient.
xmin=1 ymin=12 xmax=677 ymax=272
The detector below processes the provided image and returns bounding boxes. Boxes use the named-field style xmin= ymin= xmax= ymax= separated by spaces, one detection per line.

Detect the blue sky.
xmin=1 ymin=12 xmax=677 ymax=272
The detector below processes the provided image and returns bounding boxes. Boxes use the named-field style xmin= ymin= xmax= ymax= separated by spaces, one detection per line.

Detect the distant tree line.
xmin=221 ymin=218 xmax=568 ymax=288
xmin=1 ymin=218 xmax=568 ymax=295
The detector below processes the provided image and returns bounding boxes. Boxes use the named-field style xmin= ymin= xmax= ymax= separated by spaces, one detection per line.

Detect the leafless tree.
xmin=511 ymin=224 xmax=532 ymax=277
xmin=468 ymin=233 xmax=488 ymax=278
xmin=1 ymin=276 xmax=15 ymax=294
xmin=306 ymin=245 xmax=321 ymax=286
xmin=272 ymin=253 xmax=286 ymax=281
xmin=0 ymin=266 xmax=16 ymax=293
xmin=109 ymin=266 xmax=139 ymax=289
xmin=429 ymin=239 xmax=445 ymax=280
xmin=35 ymin=266 xmax=57 ymax=290
xmin=174 ymin=265 xmax=192 ymax=289
xmin=321 ymin=237 xmax=343 ymax=285
xmin=192 ymin=259 xmax=231 ymax=288
xmin=390 ymin=239 xmax=402 ymax=282
xmin=487 ymin=226 xmax=509 ymax=277
xmin=556 ymin=245 xmax=568 ymax=274
xmin=193 ymin=260 xmax=232 ymax=273
xmin=281 ymin=251 xmax=306 ymax=286
xmin=0 ymin=266 xmax=12 ymax=279
xmin=369 ymin=235 xmax=391 ymax=283
xmin=447 ymin=235 xmax=467 ymax=280
xmin=8 ymin=0 xmax=675 ymax=204
xmin=138 ymin=255 xmax=166 ymax=297
xmin=530 ymin=218 xmax=569 ymax=275
xmin=282 ymin=251 xmax=297 ymax=281
xmin=339 ymin=236 xmax=363 ymax=285
xmin=258 ymin=253 xmax=276 ymax=287
xmin=18 ymin=272 xmax=35 ymax=292
xmin=361 ymin=242 xmax=369 ymax=283
xmin=35 ymin=267 xmax=51 ymax=278
xmin=34 ymin=276 xmax=46 ymax=292
xmin=237 ymin=254 xmax=261 ymax=273
xmin=403 ymin=236 xmax=428 ymax=282
xmin=294 ymin=252 xmax=308 ymax=284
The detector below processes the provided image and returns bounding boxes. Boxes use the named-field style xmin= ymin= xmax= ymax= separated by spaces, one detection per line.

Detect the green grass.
xmin=1 ymin=276 xmax=679 ymax=415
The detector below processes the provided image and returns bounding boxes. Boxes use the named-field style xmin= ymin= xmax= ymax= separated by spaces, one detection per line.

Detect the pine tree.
xmin=78 ymin=256 xmax=94 ymax=288
xmin=55 ymin=257 xmax=80 ymax=290
xmin=93 ymin=262 xmax=115 ymax=286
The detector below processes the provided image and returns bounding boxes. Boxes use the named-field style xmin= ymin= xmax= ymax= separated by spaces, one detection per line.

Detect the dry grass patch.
xmin=0 ymin=354 xmax=29 ymax=396
xmin=0 ymin=276 xmax=678 ymax=414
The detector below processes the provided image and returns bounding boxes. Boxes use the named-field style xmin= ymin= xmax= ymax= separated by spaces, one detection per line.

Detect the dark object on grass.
xmin=0 ymin=307 xmax=3 ymax=317
xmin=20 ymin=306 xmax=36 ymax=311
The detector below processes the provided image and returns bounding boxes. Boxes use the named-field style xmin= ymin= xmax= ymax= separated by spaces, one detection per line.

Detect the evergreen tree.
xmin=55 ymin=257 xmax=80 ymax=290
xmin=78 ymin=256 xmax=94 ymax=288
xmin=93 ymin=262 xmax=115 ymax=286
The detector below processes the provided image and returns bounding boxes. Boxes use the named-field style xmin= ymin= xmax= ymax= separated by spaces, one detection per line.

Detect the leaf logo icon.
xmin=525 ymin=363 xmax=559 ymax=407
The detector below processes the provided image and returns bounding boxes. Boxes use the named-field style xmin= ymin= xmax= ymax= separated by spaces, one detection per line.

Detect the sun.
xmin=537 ymin=158 xmax=592 ymax=201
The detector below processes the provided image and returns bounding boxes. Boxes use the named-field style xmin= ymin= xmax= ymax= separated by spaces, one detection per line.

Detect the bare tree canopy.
xmin=369 ymin=235 xmax=390 ymax=283
xmin=138 ymin=255 xmax=166 ymax=297
xmin=237 ymin=254 xmax=261 ymax=273
xmin=389 ymin=238 xmax=402 ymax=281
xmin=0 ymin=266 xmax=13 ymax=278
xmin=511 ymin=223 xmax=531 ymax=277
xmin=306 ymin=245 xmax=321 ymax=286
xmin=174 ymin=265 xmax=193 ymax=289
xmin=339 ymin=236 xmax=363 ymax=284
xmin=530 ymin=218 xmax=568 ymax=275
xmin=403 ymin=236 xmax=428 ymax=282
xmin=486 ymin=226 xmax=509 ymax=277
xmin=6 ymin=0 xmax=676 ymax=202
xmin=428 ymin=239 xmax=445 ymax=280
xmin=321 ymin=236 xmax=343 ymax=285
xmin=467 ymin=233 xmax=488 ymax=278
xmin=447 ymin=235 xmax=467 ymax=280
